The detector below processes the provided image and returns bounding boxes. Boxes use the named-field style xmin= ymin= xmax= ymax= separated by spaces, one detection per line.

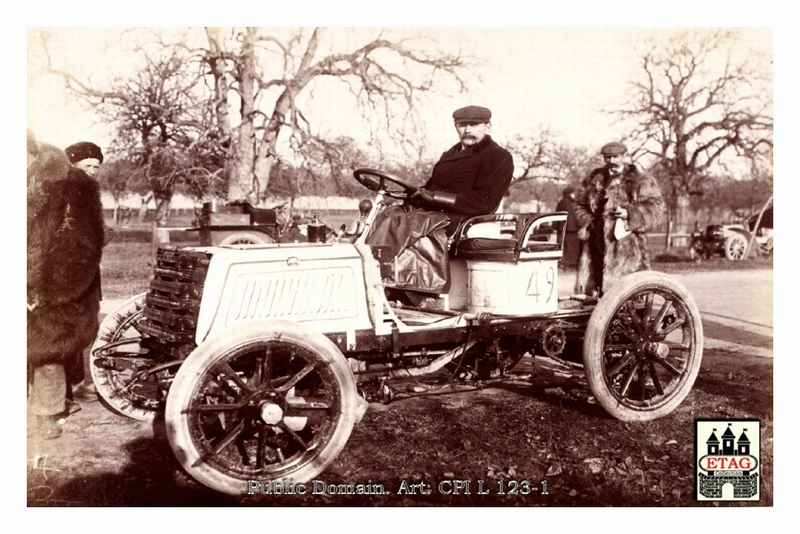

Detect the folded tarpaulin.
xmin=365 ymin=205 xmax=450 ymax=293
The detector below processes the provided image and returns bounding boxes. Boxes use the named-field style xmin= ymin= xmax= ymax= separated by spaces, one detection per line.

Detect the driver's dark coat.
xmin=424 ymin=135 xmax=514 ymax=221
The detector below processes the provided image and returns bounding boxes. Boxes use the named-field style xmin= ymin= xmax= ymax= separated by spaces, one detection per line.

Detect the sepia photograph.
xmin=13 ymin=0 xmax=796 ymax=525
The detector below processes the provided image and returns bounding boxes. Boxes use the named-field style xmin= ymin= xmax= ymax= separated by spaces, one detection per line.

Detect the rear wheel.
xmin=90 ymin=293 xmax=164 ymax=422
xmin=165 ymin=321 xmax=359 ymax=495
xmin=583 ymin=271 xmax=703 ymax=421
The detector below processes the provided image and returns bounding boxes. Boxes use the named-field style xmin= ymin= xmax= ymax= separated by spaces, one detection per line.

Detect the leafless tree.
xmin=616 ymin=30 xmax=772 ymax=227
xmin=201 ymin=27 xmax=471 ymax=203
xmin=34 ymin=30 xmax=222 ymax=224
xmin=506 ymin=130 xmax=595 ymax=208
xmin=95 ymin=160 xmax=137 ymax=223
xmin=35 ymin=28 xmax=471 ymax=213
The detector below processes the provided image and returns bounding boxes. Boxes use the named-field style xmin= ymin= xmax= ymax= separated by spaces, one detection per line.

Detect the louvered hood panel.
xmin=195 ymin=243 xmax=374 ymax=342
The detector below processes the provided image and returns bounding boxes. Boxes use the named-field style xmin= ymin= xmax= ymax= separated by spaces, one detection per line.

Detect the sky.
xmin=26 ymin=26 xmax=772 ymax=167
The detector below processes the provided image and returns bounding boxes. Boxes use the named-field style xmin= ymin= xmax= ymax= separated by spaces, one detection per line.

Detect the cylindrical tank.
xmin=307 ymin=213 xmax=327 ymax=243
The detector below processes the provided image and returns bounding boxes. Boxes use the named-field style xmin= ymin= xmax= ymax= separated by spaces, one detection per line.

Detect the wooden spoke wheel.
xmin=724 ymin=233 xmax=748 ymax=260
xmin=90 ymin=293 xmax=165 ymax=422
xmin=219 ymin=232 xmax=276 ymax=246
xmin=165 ymin=321 xmax=359 ymax=495
xmin=583 ymin=271 xmax=703 ymax=421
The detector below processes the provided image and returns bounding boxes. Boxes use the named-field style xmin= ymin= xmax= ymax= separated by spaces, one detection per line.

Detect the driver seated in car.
xmin=410 ymin=105 xmax=514 ymax=235
xmin=365 ymin=106 xmax=514 ymax=295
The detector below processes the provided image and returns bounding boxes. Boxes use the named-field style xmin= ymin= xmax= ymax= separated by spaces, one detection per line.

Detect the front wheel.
xmin=583 ymin=271 xmax=703 ymax=421
xmin=165 ymin=321 xmax=360 ymax=495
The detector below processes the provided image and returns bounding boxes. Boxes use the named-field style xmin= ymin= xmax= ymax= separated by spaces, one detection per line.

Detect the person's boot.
xmin=71 ymin=381 xmax=99 ymax=402
xmin=35 ymin=415 xmax=62 ymax=440
xmin=65 ymin=399 xmax=82 ymax=415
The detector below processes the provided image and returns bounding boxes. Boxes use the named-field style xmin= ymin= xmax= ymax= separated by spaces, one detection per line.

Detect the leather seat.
xmin=453 ymin=236 xmax=561 ymax=261
xmin=453 ymin=237 xmax=517 ymax=261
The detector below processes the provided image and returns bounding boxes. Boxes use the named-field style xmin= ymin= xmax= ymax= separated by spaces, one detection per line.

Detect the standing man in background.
xmin=66 ymin=141 xmax=116 ymax=247
xmin=573 ymin=142 xmax=664 ymax=296
xmin=63 ymin=141 xmax=117 ymax=403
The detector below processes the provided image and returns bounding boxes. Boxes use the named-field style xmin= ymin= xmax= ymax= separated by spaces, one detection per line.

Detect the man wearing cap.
xmin=66 ymin=141 xmax=116 ymax=244
xmin=62 ymin=141 xmax=116 ymax=403
xmin=573 ymin=142 xmax=664 ymax=295
xmin=411 ymin=105 xmax=514 ymax=234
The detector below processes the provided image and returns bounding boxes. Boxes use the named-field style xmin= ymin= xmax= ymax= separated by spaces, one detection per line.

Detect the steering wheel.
xmin=353 ymin=168 xmax=418 ymax=199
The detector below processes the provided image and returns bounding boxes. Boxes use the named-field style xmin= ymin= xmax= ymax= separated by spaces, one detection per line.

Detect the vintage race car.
xmin=91 ymin=168 xmax=703 ymax=495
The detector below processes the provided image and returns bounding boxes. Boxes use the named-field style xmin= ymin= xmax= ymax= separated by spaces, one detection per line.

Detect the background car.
xmin=689 ymin=206 xmax=773 ymax=261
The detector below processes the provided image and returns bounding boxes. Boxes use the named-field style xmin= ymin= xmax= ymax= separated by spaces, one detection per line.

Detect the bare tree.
xmin=96 ymin=160 xmax=136 ymax=223
xmin=201 ymin=27 xmax=471 ymax=203
xmin=617 ymin=30 xmax=773 ymax=228
xmin=506 ymin=130 xmax=595 ymax=209
xmin=36 ymin=28 xmax=471 ymax=210
xmin=35 ymin=30 xmax=222 ymax=224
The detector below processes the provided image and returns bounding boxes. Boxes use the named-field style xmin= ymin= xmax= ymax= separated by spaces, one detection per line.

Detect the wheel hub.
xmin=259 ymin=401 xmax=284 ymax=424
xmin=643 ymin=341 xmax=669 ymax=359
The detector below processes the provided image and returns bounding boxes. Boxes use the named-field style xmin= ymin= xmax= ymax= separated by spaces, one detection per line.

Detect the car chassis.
xmin=90 ymin=168 xmax=703 ymax=495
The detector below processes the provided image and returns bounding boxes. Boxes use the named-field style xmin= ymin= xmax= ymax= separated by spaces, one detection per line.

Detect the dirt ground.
xmin=26 ymin=269 xmax=774 ymax=507
xmin=27 ymin=269 xmax=773 ymax=507
xmin=25 ymin=349 xmax=772 ymax=507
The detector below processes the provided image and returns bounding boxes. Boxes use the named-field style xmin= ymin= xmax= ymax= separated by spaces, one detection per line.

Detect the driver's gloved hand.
xmin=410 ymin=188 xmax=457 ymax=210
xmin=410 ymin=187 xmax=435 ymax=207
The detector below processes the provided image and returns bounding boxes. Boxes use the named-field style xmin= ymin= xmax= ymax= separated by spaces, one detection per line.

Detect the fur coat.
xmin=27 ymin=144 xmax=105 ymax=367
xmin=573 ymin=164 xmax=664 ymax=295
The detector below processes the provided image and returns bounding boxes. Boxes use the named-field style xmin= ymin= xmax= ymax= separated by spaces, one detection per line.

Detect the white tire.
xmin=90 ymin=293 xmax=163 ymax=422
xmin=165 ymin=320 xmax=359 ymax=495
xmin=724 ymin=233 xmax=748 ymax=260
xmin=583 ymin=271 xmax=703 ymax=421
xmin=219 ymin=232 xmax=274 ymax=245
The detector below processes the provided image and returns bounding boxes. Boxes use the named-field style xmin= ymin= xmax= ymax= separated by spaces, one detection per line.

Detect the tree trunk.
xmin=154 ymin=197 xmax=172 ymax=226
xmin=138 ymin=194 xmax=152 ymax=223
xmin=226 ymin=28 xmax=258 ymax=203
xmin=675 ymin=193 xmax=691 ymax=236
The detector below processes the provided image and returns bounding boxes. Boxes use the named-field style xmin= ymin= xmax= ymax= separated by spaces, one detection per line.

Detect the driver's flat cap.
xmin=453 ymin=105 xmax=491 ymax=122
xmin=600 ymin=142 xmax=627 ymax=156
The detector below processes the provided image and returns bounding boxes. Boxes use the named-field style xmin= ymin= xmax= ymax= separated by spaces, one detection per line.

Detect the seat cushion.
xmin=454 ymin=238 xmax=516 ymax=261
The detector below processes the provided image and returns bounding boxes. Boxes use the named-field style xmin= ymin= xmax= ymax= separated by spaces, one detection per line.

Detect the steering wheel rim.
xmin=353 ymin=168 xmax=418 ymax=199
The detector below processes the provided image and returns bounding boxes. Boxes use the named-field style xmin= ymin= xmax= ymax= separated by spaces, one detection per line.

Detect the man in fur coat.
xmin=573 ymin=142 xmax=664 ymax=296
xmin=27 ymin=131 xmax=105 ymax=439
